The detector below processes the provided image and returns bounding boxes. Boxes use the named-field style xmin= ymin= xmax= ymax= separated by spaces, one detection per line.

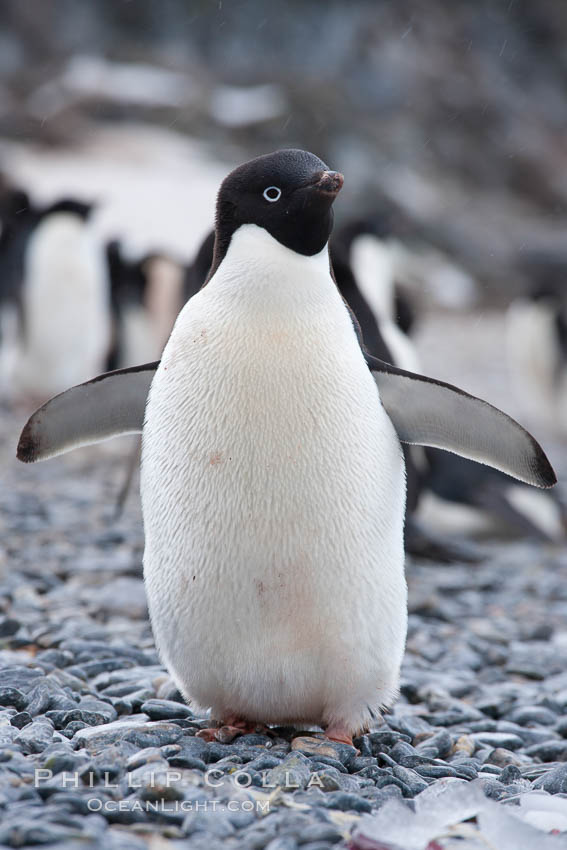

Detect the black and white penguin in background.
xmin=333 ymin=219 xmax=566 ymax=545
xmin=5 ymin=198 xmax=111 ymax=401
xmin=506 ymin=257 xmax=567 ymax=441
xmin=331 ymin=216 xmax=420 ymax=372
xmin=106 ymin=241 xmax=186 ymax=370
xmin=18 ymin=150 xmax=556 ymax=745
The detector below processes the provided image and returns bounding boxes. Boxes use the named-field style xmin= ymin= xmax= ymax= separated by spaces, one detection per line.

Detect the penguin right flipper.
xmin=17 ymin=362 xmax=158 ymax=463
xmin=367 ymin=354 xmax=557 ymax=489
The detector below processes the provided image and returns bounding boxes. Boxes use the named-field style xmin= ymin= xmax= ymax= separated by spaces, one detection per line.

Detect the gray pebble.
xmin=471 ymin=732 xmax=523 ymax=750
xmin=533 ymin=763 xmax=567 ymax=793
xmin=317 ymin=791 xmax=372 ymax=812
xmin=183 ymin=810 xmax=235 ymax=838
xmin=140 ymin=698 xmax=193 ymax=720
xmin=499 ymin=765 xmax=522 ymax=783
xmin=416 ymin=729 xmax=453 ymax=759
xmin=392 ymin=765 xmax=429 ymax=795
xmin=524 ymin=739 xmax=567 ymax=761
xmin=296 ymin=823 xmax=343 ymax=844
xmin=505 ymin=705 xmax=557 ymax=726
xmin=241 ymin=823 xmax=278 ymax=849
xmin=265 ymin=753 xmax=311 ymax=790
xmin=349 ymin=756 xmax=376 ymax=773
xmin=166 ymin=737 xmax=209 ymax=765
xmin=246 ymin=754 xmax=282 ymax=771
xmin=62 ymin=720 xmax=89 ymax=738
xmin=0 ymin=617 xmax=20 ymax=637
xmin=10 ymin=711 xmax=32 ymax=729
xmin=0 ymin=687 xmax=27 ymax=711
xmin=14 ymin=717 xmax=54 ymax=753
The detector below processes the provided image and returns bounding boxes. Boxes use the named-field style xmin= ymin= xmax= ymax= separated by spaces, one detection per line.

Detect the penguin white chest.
xmin=141 ymin=226 xmax=407 ymax=732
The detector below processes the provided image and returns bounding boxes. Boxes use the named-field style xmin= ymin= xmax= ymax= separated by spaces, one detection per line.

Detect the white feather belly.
xmin=141 ymin=226 xmax=407 ymax=731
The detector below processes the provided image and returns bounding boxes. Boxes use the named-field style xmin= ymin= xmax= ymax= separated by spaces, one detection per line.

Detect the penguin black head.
xmin=212 ymin=149 xmax=343 ymax=279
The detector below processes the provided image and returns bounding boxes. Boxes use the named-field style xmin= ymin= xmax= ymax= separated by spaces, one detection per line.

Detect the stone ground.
xmin=0 ymin=312 xmax=566 ymax=849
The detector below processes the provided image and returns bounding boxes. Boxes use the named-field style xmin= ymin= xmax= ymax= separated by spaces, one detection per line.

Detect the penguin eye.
xmin=263 ymin=186 xmax=281 ymax=203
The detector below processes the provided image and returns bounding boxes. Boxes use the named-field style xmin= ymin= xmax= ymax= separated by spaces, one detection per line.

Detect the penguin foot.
xmin=196 ymin=717 xmax=270 ymax=743
xmin=195 ymin=727 xmax=221 ymax=742
xmin=324 ymin=726 xmax=356 ymax=748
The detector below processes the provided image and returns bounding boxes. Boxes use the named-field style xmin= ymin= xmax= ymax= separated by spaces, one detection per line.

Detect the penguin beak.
xmin=310 ymin=171 xmax=344 ymax=196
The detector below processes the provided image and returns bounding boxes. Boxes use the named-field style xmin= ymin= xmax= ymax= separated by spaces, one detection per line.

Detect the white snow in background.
xmin=209 ymin=83 xmax=287 ymax=127
xmin=28 ymin=56 xmax=196 ymax=120
xmin=0 ymin=124 xmax=236 ymax=262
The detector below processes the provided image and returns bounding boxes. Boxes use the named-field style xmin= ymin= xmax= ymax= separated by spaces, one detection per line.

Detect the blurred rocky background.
xmin=1 ymin=0 xmax=567 ymax=299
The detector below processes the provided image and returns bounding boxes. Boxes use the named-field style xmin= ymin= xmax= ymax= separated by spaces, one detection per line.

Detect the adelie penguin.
xmin=17 ymin=150 xmax=557 ymax=746
xmin=8 ymin=199 xmax=111 ymax=400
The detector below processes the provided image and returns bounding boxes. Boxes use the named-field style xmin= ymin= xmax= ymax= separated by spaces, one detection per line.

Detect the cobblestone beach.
xmin=1 ymin=314 xmax=566 ymax=849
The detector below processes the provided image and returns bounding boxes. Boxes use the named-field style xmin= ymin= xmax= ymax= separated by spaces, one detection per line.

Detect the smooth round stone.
xmin=416 ymin=729 xmax=453 ymax=759
xmin=43 ymin=749 xmax=87 ymax=775
xmin=349 ymin=756 xmax=377 ymax=773
xmin=481 ymin=779 xmax=508 ymax=800
xmin=0 ymin=687 xmax=27 ymax=712
xmin=505 ymin=705 xmax=557 ymax=726
xmin=317 ymin=791 xmax=372 ymax=813
xmin=533 ymin=763 xmax=567 ymax=793
xmin=392 ymin=765 xmax=429 ymax=796
xmin=499 ymin=765 xmax=522 ymax=784
xmin=184 ymin=810 xmax=236 ymax=838
xmin=165 ymin=737 xmax=209 ymax=766
xmin=14 ymin=718 xmax=54 ymax=754
xmin=306 ymin=755 xmax=347 ymax=773
xmin=524 ymin=740 xmax=567 ymax=761
xmin=62 ymin=720 xmax=89 ymax=739
xmin=452 ymin=735 xmax=475 ymax=756
xmin=486 ymin=748 xmax=529 ymax=768
xmin=140 ymin=698 xmax=193 ymax=720
xmin=299 ymin=823 xmax=343 ymax=844
xmin=307 ymin=765 xmax=342 ymax=792
xmin=246 ymin=754 xmax=284 ymax=772
xmin=471 ymin=732 xmax=523 ymax=751
xmin=0 ymin=618 xmax=21 ymax=637
xmin=291 ymin=736 xmax=356 ymax=765
xmin=414 ymin=764 xmax=458 ymax=779
xmin=10 ymin=711 xmax=32 ymax=729
xmin=265 ymin=753 xmax=311 ymax=790
xmin=25 ymin=684 xmax=56 ymax=716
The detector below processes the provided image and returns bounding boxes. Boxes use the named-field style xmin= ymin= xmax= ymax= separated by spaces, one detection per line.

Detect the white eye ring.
xmin=263 ymin=186 xmax=281 ymax=202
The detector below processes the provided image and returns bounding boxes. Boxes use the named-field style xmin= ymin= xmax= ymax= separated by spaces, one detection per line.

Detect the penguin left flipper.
xmin=17 ymin=362 xmax=158 ymax=463
xmin=368 ymin=354 xmax=556 ymax=490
